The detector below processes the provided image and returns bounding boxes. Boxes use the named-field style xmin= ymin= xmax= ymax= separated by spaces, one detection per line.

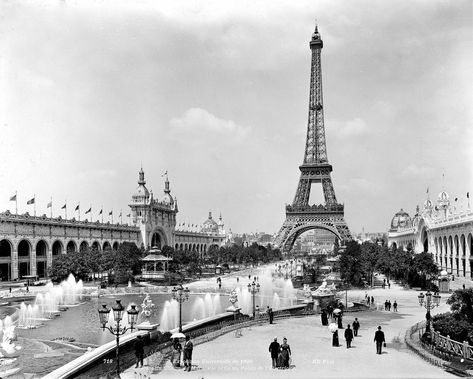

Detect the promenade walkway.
xmin=121 ymin=275 xmax=472 ymax=378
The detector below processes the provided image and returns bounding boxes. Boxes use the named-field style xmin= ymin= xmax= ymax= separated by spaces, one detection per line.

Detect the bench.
xmin=443 ymin=356 xmax=473 ymax=377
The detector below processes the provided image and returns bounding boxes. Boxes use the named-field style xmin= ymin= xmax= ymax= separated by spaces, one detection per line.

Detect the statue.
xmin=140 ymin=294 xmax=156 ymax=322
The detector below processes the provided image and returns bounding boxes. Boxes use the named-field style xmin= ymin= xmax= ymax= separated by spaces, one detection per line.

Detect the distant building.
xmin=0 ymin=168 xmax=228 ymax=280
xmin=388 ymin=190 xmax=473 ymax=279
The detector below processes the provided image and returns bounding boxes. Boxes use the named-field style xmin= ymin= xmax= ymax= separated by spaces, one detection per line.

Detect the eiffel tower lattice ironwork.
xmin=274 ymin=25 xmax=352 ymax=252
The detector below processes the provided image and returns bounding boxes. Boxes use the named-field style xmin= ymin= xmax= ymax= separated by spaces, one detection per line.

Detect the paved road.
xmin=122 ymin=273 xmax=473 ymax=378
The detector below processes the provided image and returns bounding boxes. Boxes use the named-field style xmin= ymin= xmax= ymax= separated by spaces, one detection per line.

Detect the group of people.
xmin=331 ymin=317 xmax=360 ymax=348
xmin=135 ymin=334 xmax=194 ymax=372
xmin=268 ymin=337 xmax=292 ymax=369
xmin=365 ymin=294 xmax=375 ymax=306
xmin=384 ymin=299 xmax=398 ymax=312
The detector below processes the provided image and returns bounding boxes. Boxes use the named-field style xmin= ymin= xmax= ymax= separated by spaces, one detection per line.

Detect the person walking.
xmin=388 ymin=300 xmax=391 ymax=311
xmin=327 ymin=304 xmax=333 ymax=319
xmin=352 ymin=318 xmax=360 ymax=337
xmin=321 ymin=309 xmax=328 ymax=326
xmin=183 ymin=335 xmax=193 ymax=371
xmin=337 ymin=313 xmax=343 ymax=329
xmin=134 ymin=335 xmax=145 ymax=368
xmin=268 ymin=337 xmax=280 ymax=369
xmin=278 ymin=338 xmax=291 ymax=369
xmin=393 ymin=301 xmax=398 ymax=312
xmin=374 ymin=326 xmax=385 ymax=354
xmin=371 ymin=296 xmax=374 ymax=306
xmin=332 ymin=330 xmax=339 ymax=347
xmin=268 ymin=307 xmax=274 ymax=324
xmin=344 ymin=324 xmax=354 ymax=348
xmin=171 ymin=338 xmax=182 ymax=367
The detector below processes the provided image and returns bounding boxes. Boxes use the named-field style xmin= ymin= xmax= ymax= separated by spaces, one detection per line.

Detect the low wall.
xmin=43 ymin=303 xmax=312 ymax=378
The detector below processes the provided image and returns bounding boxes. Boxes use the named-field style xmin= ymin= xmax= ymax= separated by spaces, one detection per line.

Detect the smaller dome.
xmin=438 ymin=191 xmax=449 ymax=201
xmin=202 ymin=212 xmax=219 ymax=233
xmin=424 ymin=199 xmax=433 ymax=210
xmin=390 ymin=208 xmax=412 ymax=229
xmin=162 ymin=193 xmax=174 ymax=206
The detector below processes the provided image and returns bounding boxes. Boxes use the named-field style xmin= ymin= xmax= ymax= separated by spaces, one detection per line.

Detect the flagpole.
xmin=15 ymin=191 xmax=17 ymax=215
xmin=111 ymin=211 xmax=113 ymax=224
xmin=78 ymin=202 xmax=80 ymax=222
xmin=65 ymin=200 xmax=67 ymax=220
xmin=50 ymin=197 xmax=53 ymax=218
xmin=101 ymin=206 xmax=103 ymax=223
xmin=120 ymin=209 xmax=122 ymax=225
xmin=34 ymin=194 xmax=36 ymax=217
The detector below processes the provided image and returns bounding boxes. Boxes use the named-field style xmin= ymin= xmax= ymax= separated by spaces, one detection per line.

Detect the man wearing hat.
xmin=268 ymin=337 xmax=280 ymax=368
xmin=374 ymin=326 xmax=385 ymax=354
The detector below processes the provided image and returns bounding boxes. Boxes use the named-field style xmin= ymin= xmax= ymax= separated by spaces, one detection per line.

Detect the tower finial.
xmin=314 ymin=18 xmax=318 ymax=32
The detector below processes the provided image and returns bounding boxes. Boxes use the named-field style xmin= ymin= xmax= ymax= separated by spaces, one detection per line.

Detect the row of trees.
xmin=49 ymin=242 xmax=143 ymax=284
xmin=339 ymin=241 xmax=438 ymax=288
xmin=49 ymin=242 xmax=282 ymax=283
xmin=164 ymin=243 xmax=283 ymax=277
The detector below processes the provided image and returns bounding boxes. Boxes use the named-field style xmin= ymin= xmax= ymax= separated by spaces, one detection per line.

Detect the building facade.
xmin=388 ymin=191 xmax=473 ymax=279
xmin=0 ymin=168 xmax=227 ymax=280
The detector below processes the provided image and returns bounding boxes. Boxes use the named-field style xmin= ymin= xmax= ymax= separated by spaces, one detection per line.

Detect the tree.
xmin=360 ymin=242 xmax=380 ymax=287
xmin=339 ymin=241 xmax=363 ymax=285
xmin=447 ymin=288 xmax=473 ymax=324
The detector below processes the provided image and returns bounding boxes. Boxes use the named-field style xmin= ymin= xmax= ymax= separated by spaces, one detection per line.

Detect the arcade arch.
xmin=0 ymin=239 xmax=12 ymax=281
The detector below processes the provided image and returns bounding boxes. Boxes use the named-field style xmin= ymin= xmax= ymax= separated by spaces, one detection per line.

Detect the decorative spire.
xmin=208 ymin=211 xmax=212 ymax=219
xmin=138 ymin=167 xmax=146 ymax=185
xmin=164 ymin=172 xmax=171 ymax=194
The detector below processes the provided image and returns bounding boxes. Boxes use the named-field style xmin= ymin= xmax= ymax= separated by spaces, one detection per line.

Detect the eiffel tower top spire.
xmin=304 ymin=22 xmax=328 ymax=165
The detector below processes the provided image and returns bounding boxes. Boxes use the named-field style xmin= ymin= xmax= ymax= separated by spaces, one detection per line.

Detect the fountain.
xmin=0 ymin=316 xmax=21 ymax=377
xmin=17 ymin=274 xmax=84 ymax=329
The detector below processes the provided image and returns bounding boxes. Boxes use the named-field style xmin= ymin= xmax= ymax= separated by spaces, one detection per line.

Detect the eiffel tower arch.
xmin=274 ymin=24 xmax=352 ymax=253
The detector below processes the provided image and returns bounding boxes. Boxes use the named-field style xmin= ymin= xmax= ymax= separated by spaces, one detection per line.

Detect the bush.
xmin=432 ymin=312 xmax=473 ymax=344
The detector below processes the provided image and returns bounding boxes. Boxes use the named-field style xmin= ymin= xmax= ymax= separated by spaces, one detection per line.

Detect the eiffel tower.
xmin=274 ymin=24 xmax=352 ymax=252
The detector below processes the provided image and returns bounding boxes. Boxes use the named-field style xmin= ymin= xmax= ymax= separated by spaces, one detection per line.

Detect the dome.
xmin=438 ymin=191 xmax=449 ymax=202
xmin=162 ymin=193 xmax=174 ymax=206
xmin=202 ymin=212 xmax=219 ymax=233
xmin=424 ymin=199 xmax=433 ymax=208
xmin=390 ymin=208 xmax=412 ymax=229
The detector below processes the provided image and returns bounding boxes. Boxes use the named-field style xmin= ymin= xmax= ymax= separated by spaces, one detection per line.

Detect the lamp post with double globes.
xmin=172 ymin=284 xmax=190 ymax=332
xmin=418 ymin=291 xmax=441 ymax=334
xmin=248 ymin=281 xmax=260 ymax=318
xmin=98 ymin=300 xmax=139 ymax=378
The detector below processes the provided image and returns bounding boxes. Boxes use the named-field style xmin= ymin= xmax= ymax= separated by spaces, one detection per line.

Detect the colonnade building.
xmin=388 ymin=190 xmax=473 ymax=279
xmin=0 ymin=169 xmax=227 ymax=281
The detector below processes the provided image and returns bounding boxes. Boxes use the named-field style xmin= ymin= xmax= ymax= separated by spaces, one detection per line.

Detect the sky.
xmin=0 ymin=0 xmax=472 ymax=235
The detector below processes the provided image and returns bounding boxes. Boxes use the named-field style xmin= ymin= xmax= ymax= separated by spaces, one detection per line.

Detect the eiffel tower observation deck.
xmin=275 ymin=24 xmax=352 ymax=252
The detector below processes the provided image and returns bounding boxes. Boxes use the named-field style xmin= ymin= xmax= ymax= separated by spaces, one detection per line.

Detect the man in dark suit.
xmin=352 ymin=318 xmax=360 ymax=336
xmin=344 ymin=324 xmax=354 ymax=348
xmin=269 ymin=337 xmax=280 ymax=368
xmin=134 ymin=335 xmax=145 ymax=368
xmin=374 ymin=326 xmax=385 ymax=354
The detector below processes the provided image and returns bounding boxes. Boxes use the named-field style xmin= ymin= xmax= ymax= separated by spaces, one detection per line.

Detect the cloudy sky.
xmin=0 ymin=0 xmax=472 ymax=235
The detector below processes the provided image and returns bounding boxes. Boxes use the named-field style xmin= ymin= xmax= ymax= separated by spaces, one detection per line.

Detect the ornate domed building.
xmin=390 ymin=209 xmax=412 ymax=231
xmin=388 ymin=189 xmax=473 ymax=279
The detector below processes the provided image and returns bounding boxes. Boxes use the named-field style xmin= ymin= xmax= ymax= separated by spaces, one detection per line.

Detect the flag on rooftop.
xmin=85 ymin=208 xmax=91 ymax=214
xmin=9 ymin=194 xmax=16 ymax=201
xmin=99 ymin=209 xmax=103 ymax=215
xmin=47 ymin=201 xmax=52 ymax=208
xmin=27 ymin=197 xmax=35 ymax=205
xmin=61 ymin=203 xmax=66 ymax=209
xmin=75 ymin=204 xmax=80 ymax=211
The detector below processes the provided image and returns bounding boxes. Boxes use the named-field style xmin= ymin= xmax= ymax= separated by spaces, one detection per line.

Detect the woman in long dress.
xmin=332 ymin=330 xmax=339 ymax=347
xmin=278 ymin=338 xmax=292 ymax=368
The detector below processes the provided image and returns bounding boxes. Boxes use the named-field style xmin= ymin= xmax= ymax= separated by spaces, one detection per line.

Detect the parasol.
xmin=328 ymin=323 xmax=338 ymax=333
xmin=171 ymin=332 xmax=186 ymax=339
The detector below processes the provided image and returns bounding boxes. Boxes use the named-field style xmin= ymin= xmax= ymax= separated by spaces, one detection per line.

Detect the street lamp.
xmin=172 ymin=284 xmax=190 ymax=332
xmin=290 ymin=259 xmax=294 ymax=278
xmin=247 ymin=282 xmax=260 ymax=318
xmin=418 ymin=291 xmax=441 ymax=334
xmin=98 ymin=300 xmax=139 ymax=378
